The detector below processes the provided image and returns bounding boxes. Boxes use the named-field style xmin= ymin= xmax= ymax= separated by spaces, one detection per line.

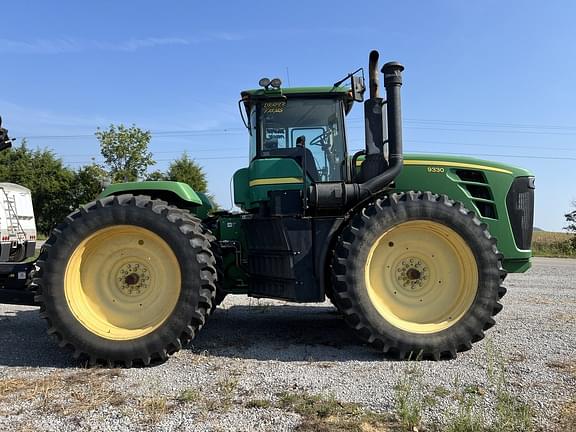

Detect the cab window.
xmin=258 ymin=98 xmax=346 ymax=182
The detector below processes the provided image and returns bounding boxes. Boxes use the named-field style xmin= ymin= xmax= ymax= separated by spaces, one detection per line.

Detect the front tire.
xmin=35 ymin=194 xmax=218 ymax=367
xmin=331 ymin=191 xmax=506 ymax=360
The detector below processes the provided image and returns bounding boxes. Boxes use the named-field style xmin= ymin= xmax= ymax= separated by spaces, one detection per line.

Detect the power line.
xmin=347 ymin=150 xmax=576 ymax=161
xmin=14 ymin=128 xmax=246 ymax=140
xmin=64 ymin=156 xmax=248 ymax=164
xmin=349 ymin=117 xmax=576 ymax=131
xmin=14 ymin=116 xmax=576 ymax=140
xmin=62 ymin=151 xmax=576 ymax=166
xmin=405 ymin=139 xmax=576 ymax=152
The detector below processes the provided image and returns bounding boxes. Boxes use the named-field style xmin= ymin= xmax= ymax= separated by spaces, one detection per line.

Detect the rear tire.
xmin=210 ymin=290 xmax=228 ymax=313
xmin=331 ymin=191 xmax=506 ymax=360
xmin=34 ymin=194 xmax=218 ymax=367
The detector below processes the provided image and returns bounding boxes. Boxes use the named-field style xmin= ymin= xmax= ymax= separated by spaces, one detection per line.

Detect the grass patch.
xmin=176 ymin=389 xmax=201 ymax=403
xmin=494 ymin=387 xmax=533 ymax=432
xmin=449 ymin=339 xmax=533 ymax=431
xmin=531 ymin=231 xmax=576 ymax=257
xmin=140 ymin=396 xmax=171 ymax=424
xmin=394 ymin=374 xmax=423 ymax=430
xmin=276 ymin=391 xmax=397 ymax=432
xmin=444 ymin=397 xmax=485 ymax=432
xmin=246 ymin=399 xmax=272 ymax=409
xmin=432 ymin=385 xmax=450 ymax=398
xmin=203 ymin=376 xmax=240 ymax=412
xmin=382 ymin=339 xmax=536 ymax=431
xmin=0 ymin=369 xmax=125 ymax=415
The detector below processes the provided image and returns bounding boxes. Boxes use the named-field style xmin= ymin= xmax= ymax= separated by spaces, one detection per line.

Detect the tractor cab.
xmin=233 ymin=83 xmax=362 ymax=213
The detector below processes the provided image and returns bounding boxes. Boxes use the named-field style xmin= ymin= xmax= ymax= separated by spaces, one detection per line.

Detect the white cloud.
xmin=0 ymin=38 xmax=80 ymax=54
xmin=0 ymin=34 xmax=243 ymax=54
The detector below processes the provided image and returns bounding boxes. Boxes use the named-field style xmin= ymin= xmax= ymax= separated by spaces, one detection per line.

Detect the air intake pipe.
xmin=360 ymin=50 xmax=387 ymax=181
xmin=358 ymin=61 xmax=404 ymax=199
xmin=308 ymin=54 xmax=404 ymax=211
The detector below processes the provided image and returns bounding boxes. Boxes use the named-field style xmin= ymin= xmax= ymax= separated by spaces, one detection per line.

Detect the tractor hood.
xmin=400 ymin=153 xmax=533 ymax=178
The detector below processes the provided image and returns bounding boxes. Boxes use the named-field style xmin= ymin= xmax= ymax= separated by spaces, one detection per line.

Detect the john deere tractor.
xmin=33 ymin=51 xmax=534 ymax=365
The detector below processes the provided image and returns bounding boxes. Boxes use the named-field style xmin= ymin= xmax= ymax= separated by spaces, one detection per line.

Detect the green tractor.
xmin=35 ymin=51 xmax=534 ymax=365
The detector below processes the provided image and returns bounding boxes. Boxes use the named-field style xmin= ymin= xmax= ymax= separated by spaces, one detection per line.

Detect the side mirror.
xmin=351 ymin=75 xmax=365 ymax=102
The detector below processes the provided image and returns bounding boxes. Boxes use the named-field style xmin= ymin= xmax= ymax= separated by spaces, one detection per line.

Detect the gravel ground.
xmin=0 ymin=257 xmax=574 ymax=431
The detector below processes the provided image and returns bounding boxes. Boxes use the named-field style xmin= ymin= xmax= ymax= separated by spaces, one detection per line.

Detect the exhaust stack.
xmin=359 ymin=60 xmax=405 ymax=198
xmin=361 ymin=50 xmax=387 ymax=181
xmin=308 ymin=52 xmax=405 ymax=210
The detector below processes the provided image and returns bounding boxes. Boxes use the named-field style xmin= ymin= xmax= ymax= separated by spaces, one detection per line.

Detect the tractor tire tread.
xmin=33 ymin=194 xmax=219 ymax=367
xmin=330 ymin=191 xmax=507 ymax=360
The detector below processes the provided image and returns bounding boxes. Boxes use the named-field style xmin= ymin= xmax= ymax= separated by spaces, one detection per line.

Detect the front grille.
xmin=506 ymin=177 xmax=535 ymax=250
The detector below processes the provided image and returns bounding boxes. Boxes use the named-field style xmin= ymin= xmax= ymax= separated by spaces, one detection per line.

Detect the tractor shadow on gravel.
xmin=0 ymin=307 xmax=77 ymax=368
xmin=190 ymin=303 xmax=385 ymax=363
xmin=0 ymin=303 xmax=384 ymax=367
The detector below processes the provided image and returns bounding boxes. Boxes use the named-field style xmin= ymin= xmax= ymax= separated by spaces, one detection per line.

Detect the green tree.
xmin=70 ymin=163 xmax=108 ymax=206
xmin=165 ymin=153 xmax=208 ymax=193
xmin=145 ymin=170 xmax=167 ymax=181
xmin=0 ymin=140 xmax=76 ymax=234
xmin=565 ymin=201 xmax=576 ymax=250
xmin=95 ymin=124 xmax=155 ymax=182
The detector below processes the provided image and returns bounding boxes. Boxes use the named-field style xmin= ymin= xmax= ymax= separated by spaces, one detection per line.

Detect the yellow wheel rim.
xmin=365 ymin=221 xmax=478 ymax=334
xmin=64 ymin=225 xmax=181 ymax=341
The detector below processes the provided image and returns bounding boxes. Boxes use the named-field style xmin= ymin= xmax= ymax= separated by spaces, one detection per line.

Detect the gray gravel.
xmin=0 ymin=257 xmax=574 ymax=431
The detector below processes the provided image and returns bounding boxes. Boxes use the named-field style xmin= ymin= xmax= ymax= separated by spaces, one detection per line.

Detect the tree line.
xmin=0 ymin=124 xmax=209 ymax=234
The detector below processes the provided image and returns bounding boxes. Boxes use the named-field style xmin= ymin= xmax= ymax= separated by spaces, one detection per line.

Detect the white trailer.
xmin=0 ymin=183 xmax=36 ymax=262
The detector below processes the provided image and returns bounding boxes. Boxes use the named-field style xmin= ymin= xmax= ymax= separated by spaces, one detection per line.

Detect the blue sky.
xmin=1 ymin=1 xmax=575 ymax=231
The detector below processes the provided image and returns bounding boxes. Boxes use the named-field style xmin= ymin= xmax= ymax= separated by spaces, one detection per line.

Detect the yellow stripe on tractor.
xmin=355 ymin=159 xmax=513 ymax=175
xmin=249 ymin=177 xmax=304 ymax=187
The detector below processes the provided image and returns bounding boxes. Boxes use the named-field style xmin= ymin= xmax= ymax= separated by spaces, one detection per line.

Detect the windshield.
xmin=258 ymin=98 xmax=346 ymax=182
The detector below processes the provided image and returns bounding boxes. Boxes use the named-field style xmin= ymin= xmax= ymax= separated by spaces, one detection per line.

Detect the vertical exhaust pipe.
xmin=358 ymin=60 xmax=405 ymax=198
xmin=361 ymin=50 xmax=387 ymax=181
xmin=382 ymin=61 xmax=404 ymax=173
xmin=368 ymin=50 xmax=380 ymax=98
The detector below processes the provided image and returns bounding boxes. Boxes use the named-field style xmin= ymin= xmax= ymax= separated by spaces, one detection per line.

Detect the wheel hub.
xmin=395 ymin=258 xmax=429 ymax=290
xmin=117 ymin=262 xmax=151 ymax=296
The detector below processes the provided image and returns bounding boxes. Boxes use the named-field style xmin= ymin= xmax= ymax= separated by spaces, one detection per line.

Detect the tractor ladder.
xmin=0 ymin=187 xmax=26 ymax=242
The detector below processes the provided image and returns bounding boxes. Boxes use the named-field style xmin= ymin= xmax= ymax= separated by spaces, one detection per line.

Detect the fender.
xmin=100 ymin=181 xmax=213 ymax=219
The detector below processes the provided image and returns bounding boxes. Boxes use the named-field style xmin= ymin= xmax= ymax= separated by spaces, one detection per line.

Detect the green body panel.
xmin=217 ymin=215 xmax=249 ymax=292
xmin=100 ymin=181 xmax=214 ymax=219
xmin=193 ymin=191 xmax=215 ymax=219
xmin=233 ymin=168 xmax=250 ymax=207
xmin=232 ymin=153 xmax=532 ymax=275
xmin=101 ymin=181 xmax=203 ymax=205
xmin=387 ymin=153 xmax=532 ymax=273
xmin=234 ymin=158 xmax=305 ymax=210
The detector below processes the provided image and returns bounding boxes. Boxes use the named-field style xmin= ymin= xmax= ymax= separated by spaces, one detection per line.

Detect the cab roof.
xmin=240 ymin=86 xmax=355 ymax=114
xmin=241 ymin=86 xmax=351 ymax=97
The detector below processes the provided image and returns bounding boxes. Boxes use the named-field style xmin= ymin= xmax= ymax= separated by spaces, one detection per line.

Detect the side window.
xmin=290 ymin=127 xmax=326 ymax=177
xmin=263 ymin=127 xmax=287 ymax=150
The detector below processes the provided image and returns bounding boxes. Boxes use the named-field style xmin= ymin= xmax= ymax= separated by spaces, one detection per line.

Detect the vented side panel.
xmin=506 ymin=177 xmax=535 ymax=250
